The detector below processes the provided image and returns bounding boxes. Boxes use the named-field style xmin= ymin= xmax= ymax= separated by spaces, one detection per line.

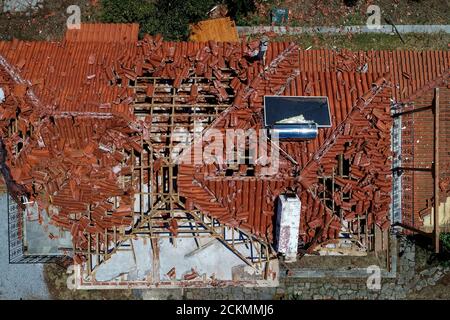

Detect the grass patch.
xmin=256 ymin=0 xmax=450 ymax=27
xmin=264 ymin=32 xmax=450 ymax=50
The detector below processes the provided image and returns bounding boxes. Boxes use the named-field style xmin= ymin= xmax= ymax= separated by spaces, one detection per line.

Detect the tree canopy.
xmin=100 ymin=0 xmax=258 ymax=40
xmin=101 ymin=0 xmax=216 ymax=40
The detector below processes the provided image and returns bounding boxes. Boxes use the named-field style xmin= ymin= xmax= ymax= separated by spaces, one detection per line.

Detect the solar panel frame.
xmin=263 ymin=95 xmax=332 ymax=128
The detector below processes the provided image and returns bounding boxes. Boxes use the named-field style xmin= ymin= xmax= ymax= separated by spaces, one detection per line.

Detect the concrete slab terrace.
xmin=24 ymin=201 xmax=72 ymax=255
xmin=0 ymin=193 xmax=49 ymax=299
xmin=75 ymin=232 xmax=279 ymax=289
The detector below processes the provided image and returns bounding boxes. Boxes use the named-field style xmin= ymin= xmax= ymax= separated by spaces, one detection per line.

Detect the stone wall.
xmin=140 ymin=236 xmax=450 ymax=300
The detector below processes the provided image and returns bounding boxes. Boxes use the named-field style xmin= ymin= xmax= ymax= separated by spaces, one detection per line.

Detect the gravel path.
xmin=0 ymin=193 xmax=49 ymax=300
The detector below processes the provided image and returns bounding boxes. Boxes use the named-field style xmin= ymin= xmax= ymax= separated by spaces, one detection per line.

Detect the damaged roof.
xmin=0 ymin=24 xmax=448 ymax=265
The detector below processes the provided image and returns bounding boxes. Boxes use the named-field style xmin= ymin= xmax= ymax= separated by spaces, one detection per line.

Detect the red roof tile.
xmin=65 ymin=23 xmax=139 ymax=43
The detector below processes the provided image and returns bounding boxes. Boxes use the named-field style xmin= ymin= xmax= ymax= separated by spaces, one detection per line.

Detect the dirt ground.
xmin=43 ymin=263 xmax=135 ymax=300
xmin=0 ymin=0 xmax=100 ymax=40
xmin=408 ymin=243 xmax=450 ymax=299
xmin=249 ymin=0 xmax=450 ymax=26
xmin=402 ymin=235 xmax=450 ymax=300
xmin=1 ymin=0 xmax=448 ymax=50
xmin=408 ymin=272 xmax=450 ymax=299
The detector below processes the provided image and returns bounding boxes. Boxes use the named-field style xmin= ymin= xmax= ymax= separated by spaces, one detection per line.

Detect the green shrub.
xmin=100 ymin=0 xmax=264 ymax=39
xmin=225 ymin=0 xmax=257 ymax=23
xmin=441 ymin=233 xmax=450 ymax=252
xmin=223 ymin=0 xmax=260 ymax=26
xmin=439 ymin=233 xmax=450 ymax=267
xmin=142 ymin=0 xmax=215 ymax=40
xmin=100 ymin=0 xmax=155 ymax=24
xmin=100 ymin=0 xmax=216 ymax=40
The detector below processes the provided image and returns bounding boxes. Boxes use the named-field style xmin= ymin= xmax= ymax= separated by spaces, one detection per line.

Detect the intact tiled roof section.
xmin=297 ymin=49 xmax=450 ymax=101
xmin=65 ymin=23 xmax=139 ymax=43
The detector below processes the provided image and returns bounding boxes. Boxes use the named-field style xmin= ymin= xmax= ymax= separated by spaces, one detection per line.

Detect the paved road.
xmin=0 ymin=193 xmax=49 ymax=300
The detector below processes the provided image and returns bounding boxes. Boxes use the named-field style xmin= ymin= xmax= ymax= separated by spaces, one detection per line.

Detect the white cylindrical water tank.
xmin=275 ymin=194 xmax=301 ymax=262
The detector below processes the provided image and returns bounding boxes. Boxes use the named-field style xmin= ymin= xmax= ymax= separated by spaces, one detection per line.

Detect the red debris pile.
xmin=0 ymin=53 xmax=140 ymax=264
xmin=108 ymin=35 xmax=267 ymax=102
xmin=299 ymin=75 xmax=393 ymax=245
xmin=0 ymin=36 xmax=291 ymax=263
xmin=176 ymin=39 xmax=394 ymax=250
xmin=178 ymin=43 xmax=300 ymax=240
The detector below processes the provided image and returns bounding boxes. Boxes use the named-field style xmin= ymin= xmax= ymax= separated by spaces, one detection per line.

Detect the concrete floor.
xmin=0 ymin=193 xmax=49 ymax=300
xmin=24 ymin=202 xmax=72 ymax=255
xmin=90 ymin=233 xmax=275 ymax=287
